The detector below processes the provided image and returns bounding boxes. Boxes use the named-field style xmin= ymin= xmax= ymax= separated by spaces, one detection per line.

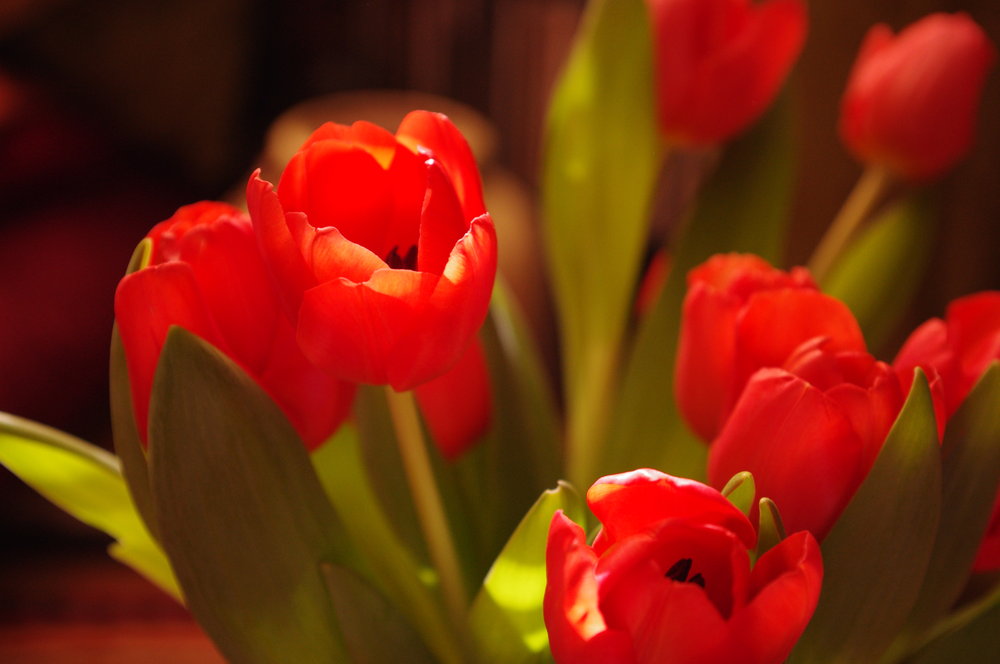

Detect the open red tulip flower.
xmin=647 ymin=0 xmax=807 ymax=146
xmin=545 ymin=469 xmax=823 ymax=663
xmin=675 ymin=253 xmax=868 ymax=441
xmin=839 ymin=13 xmax=997 ymax=181
xmin=248 ymin=111 xmax=497 ymax=390
xmin=115 ymin=202 xmax=354 ymax=450
xmin=709 ymin=340 xmax=906 ymax=539
xmin=894 ymin=292 xmax=1000 ymax=570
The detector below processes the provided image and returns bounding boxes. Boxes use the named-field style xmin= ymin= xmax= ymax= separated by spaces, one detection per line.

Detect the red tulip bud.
xmin=839 ymin=13 xmax=997 ymax=180
xmin=648 ymin=0 xmax=807 ymax=146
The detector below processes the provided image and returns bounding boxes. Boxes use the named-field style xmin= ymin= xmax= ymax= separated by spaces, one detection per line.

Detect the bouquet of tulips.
xmin=2 ymin=0 xmax=999 ymax=662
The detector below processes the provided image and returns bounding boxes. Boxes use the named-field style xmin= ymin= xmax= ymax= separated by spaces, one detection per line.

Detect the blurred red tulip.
xmin=675 ymin=253 xmax=866 ymax=441
xmin=115 ymin=202 xmax=354 ymax=449
xmin=839 ymin=13 xmax=997 ymax=180
xmin=248 ymin=111 xmax=497 ymax=390
xmin=648 ymin=0 xmax=807 ymax=146
xmin=894 ymin=292 xmax=1000 ymax=570
xmin=545 ymin=469 xmax=822 ymax=663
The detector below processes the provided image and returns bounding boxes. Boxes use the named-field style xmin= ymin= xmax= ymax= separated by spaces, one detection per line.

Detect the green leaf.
xmin=822 ymin=193 xmax=934 ymax=352
xmin=109 ymin=239 xmax=158 ymax=536
xmin=540 ymin=0 xmax=662 ymax=380
xmin=789 ymin=371 xmax=942 ymax=663
xmin=540 ymin=0 xmax=664 ymax=486
xmin=312 ymin=425 xmax=460 ymax=664
xmin=148 ymin=327 xmax=354 ymax=664
xmin=321 ymin=563 xmax=436 ymax=664
xmin=604 ymin=93 xmax=795 ymax=481
xmin=0 ymin=412 xmax=178 ymax=598
xmin=891 ymin=362 xmax=1000 ymax=653
xmin=721 ymin=471 xmax=755 ymax=518
xmin=906 ymin=584 xmax=1000 ymax=664
xmin=110 ymin=325 xmax=157 ymax=536
xmin=469 ymin=481 xmax=585 ymax=663
xmin=757 ymin=497 xmax=786 ymax=558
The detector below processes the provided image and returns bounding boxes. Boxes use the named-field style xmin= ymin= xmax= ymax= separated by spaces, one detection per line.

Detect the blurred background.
xmin=1 ymin=0 xmax=998 ymax=660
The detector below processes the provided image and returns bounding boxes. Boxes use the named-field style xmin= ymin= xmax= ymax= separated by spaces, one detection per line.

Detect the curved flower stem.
xmin=383 ymin=388 xmax=468 ymax=641
xmin=808 ymin=166 xmax=894 ymax=283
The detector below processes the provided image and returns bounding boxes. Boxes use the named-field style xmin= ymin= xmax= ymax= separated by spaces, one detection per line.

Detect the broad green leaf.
xmin=470 ymin=482 xmax=584 ymax=663
xmin=0 ymin=412 xmax=178 ymax=598
xmin=312 ymin=425 xmax=460 ymax=664
xmin=540 ymin=0 xmax=663 ymax=486
xmin=906 ymin=584 xmax=1000 ymax=664
xmin=757 ymin=498 xmax=786 ymax=558
xmin=604 ymin=94 xmax=795 ymax=481
xmin=321 ymin=563 xmax=436 ymax=664
xmin=721 ymin=471 xmax=755 ymax=518
xmin=822 ymin=193 xmax=934 ymax=352
xmin=109 ymin=239 xmax=158 ymax=535
xmin=789 ymin=372 xmax=941 ymax=663
xmin=148 ymin=327 xmax=354 ymax=664
xmin=891 ymin=362 xmax=1000 ymax=652
xmin=110 ymin=325 xmax=157 ymax=536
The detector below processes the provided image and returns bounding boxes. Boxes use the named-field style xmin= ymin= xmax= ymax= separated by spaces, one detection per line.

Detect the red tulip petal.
xmin=588 ymin=469 xmax=756 ymax=555
xmin=256 ymin=318 xmax=356 ymax=450
xmin=732 ymin=531 xmax=823 ymax=664
xmin=687 ymin=253 xmax=815 ymax=298
xmin=396 ymin=110 xmax=487 ymax=221
xmin=597 ymin=523 xmax=744 ymax=662
xmin=544 ymin=512 xmax=636 ymax=664
xmin=947 ymin=292 xmax=1000 ymax=392
xmin=675 ymin=282 xmax=740 ymax=440
xmin=247 ymin=171 xmax=317 ymax=315
xmin=278 ymin=139 xmax=407 ymax=260
xmin=414 ymin=337 xmax=492 ymax=460
xmin=735 ymin=289 xmax=866 ymax=387
xmin=296 ymin=268 xmax=439 ymax=385
xmin=177 ymin=217 xmax=281 ymax=376
xmin=115 ymin=263 xmax=224 ymax=443
xmin=285 ymin=215 xmax=387 ymax=284
xmin=417 ymin=159 xmax=470 ymax=275
xmin=708 ymin=368 xmax=865 ymax=538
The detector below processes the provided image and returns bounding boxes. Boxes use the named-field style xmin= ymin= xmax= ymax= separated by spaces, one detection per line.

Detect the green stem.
xmin=808 ymin=166 xmax=894 ymax=283
xmin=383 ymin=388 xmax=468 ymax=643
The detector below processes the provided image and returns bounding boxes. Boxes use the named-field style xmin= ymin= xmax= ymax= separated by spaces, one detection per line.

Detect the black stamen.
xmin=689 ymin=573 xmax=705 ymax=588
xmin=665 ymin=558 xmax=692 ymax=583
xmin=385 ymin=245 xmax=418 ymax=270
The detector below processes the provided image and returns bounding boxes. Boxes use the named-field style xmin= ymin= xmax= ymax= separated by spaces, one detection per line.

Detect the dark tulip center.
xmin=664 ymin=558 xmax=706 ymax=588
xmin=385 ymin=245 xmax=418 ymax=270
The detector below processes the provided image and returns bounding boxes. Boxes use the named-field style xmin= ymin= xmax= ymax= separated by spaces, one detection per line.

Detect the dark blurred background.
xmin=0 ymin=0 xmax=998 ymax=659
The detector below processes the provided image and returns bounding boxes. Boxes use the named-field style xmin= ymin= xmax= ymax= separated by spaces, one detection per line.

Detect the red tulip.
xmin=708 ymin=341 xmax=906 ymax=539
xmin=545 ymin=469 xmax=823 ymax=663
xmin=647 ymin=0 xmax=807 ymax=146
xmin=248 ymin=111 xmax=497 ymax=390
xmin=115 ymin=202 xmax=354 ymax=449
xmin=675 ymin=253 xmax=867 ymax=441
xmin=839 ymin=13 xmax=997 ymax=180
xmin=894 ymin=292 xmax=1000 ymax=570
